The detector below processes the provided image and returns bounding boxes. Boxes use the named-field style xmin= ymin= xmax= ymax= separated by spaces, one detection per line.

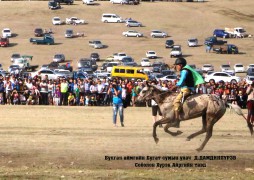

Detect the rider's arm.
xmin=176 ymin=70 xmax=188 ymax=87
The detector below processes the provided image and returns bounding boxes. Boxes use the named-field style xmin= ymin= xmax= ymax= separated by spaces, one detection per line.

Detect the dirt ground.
xmin=0 ymin=0 xmax=254 ymax=179
xmin=0 ymin=105 xmax=253 ymax=179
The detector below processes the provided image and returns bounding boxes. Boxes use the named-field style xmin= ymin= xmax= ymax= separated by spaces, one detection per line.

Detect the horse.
xmin=136 ymin=84 xmax=252 ymax=152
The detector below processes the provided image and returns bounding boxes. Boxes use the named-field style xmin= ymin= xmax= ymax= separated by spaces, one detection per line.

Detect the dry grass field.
xmin=0 ymin=0 xmax=254 ymax=179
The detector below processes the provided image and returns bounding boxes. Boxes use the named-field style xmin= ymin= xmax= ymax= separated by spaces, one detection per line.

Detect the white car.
xmin=146 ymin=51 xmax=157 ymax=59
xmin=82 ymin=0 xmax=95 ymax=5
xmin=158 ymin=74 xmax=178 ymax=82
xmin=204 ymin=72 xmax=241 ymax=83
xmin=113 ymin=52 xmax=128 ymax=61
xmin=125 ymin=20 xmax=142 ymax=27
xmin=31 ymin=69 xmax=58 ymax=80
xmin=52 ymin=17 xmax=63 ymax=25
xmin=202 ymin=64 xmax=214 ymax=73
xmin=220 ymin=64 xmax=231 ymax=72
xmin=66 ymin=17 xmax=86 ymax=25
xmin=140 ymin=58 xmax=151 ymax=67
xmin=150 ymin=30 xmax=168 ymax=38
xmin=2 ymin=28 xmax=12 ymax=38
xmin=106 ymin=62 xmax=120 ymax=73
xmin=234 ymin=63 xmax=245 ymax=73
xmin=110 ymin=0 xmax=128 ymax=4
xmin=246 ymin=75 xmax=254 ymax=85
xmin=170 ymin=45 xmax=182 ymax=58
xmin=187 ymin=38 xmax=198 ymax=47
xmin=122 ymin=30 xmax=143 ymax=37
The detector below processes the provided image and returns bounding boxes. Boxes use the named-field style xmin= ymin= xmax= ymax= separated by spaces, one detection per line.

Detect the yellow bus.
xmin=111 ymin=66 xmax=149 ymax=81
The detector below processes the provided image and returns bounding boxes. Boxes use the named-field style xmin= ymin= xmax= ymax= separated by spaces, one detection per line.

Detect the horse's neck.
xmin=152 ymin=90 xmax=176 ymax=106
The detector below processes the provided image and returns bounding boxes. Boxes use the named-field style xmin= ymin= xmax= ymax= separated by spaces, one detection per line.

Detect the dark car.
xmin=165 ymin=39 xmax=174 ymax=48
xmin=34 ymin=28 xmax=44 ymax=37
xmin=101 ymin=62 xmax=108 ymax=71
xmin=54 ymin=0 xmax=74 ymax=5
xmin=90 ymin=53 xmax=100 ymax=61
xmin=213 ymin=29 xmax=230 ymax=38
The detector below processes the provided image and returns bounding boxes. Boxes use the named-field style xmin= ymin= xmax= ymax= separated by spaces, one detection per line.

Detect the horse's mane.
xmin=150 ymin=84 xmax=177 ymax=102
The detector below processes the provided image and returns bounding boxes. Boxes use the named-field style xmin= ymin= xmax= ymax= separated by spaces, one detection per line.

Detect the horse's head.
xmin=137 ymin=83 xmax=158 ymax=102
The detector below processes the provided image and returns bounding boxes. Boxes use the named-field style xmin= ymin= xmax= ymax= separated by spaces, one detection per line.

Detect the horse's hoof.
xmin=186 ymin=138 xmax=191 ymax=141
xmin=196 ymin=148 xmax=203 ymax=152
xmin=176 ymin=131 xmax=183 ymax=135
xmin=154 ymin=138 xmax=159 ymax=144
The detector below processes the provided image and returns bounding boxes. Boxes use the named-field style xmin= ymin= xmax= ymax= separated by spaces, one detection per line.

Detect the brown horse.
xmin=137 ymin=84 xmax=252 ymax=151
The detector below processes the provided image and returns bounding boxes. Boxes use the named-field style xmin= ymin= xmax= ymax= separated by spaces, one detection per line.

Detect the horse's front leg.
xmin=153 ymin=121 xmax=160 ymax=144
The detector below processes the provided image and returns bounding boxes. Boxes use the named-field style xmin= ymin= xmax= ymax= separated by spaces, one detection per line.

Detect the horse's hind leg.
xmin=196 ymin=124 xmax=214 ymax=152
xmin=186 ymin=113 xmax=206 ymax=141
xmin=164 ymin=123 xmax=183 ymax=137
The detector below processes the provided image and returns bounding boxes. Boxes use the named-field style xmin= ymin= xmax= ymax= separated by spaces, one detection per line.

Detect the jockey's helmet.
xmin=174 ymin=58 xmax=187 ymax=67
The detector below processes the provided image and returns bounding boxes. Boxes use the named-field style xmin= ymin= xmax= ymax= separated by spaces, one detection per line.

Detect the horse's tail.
xmin=227 ymin=102 xmax=247 ymax=120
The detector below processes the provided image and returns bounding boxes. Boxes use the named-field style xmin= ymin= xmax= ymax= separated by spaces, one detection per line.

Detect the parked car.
xmin=8 ymin=65 xmax=20 ymax=73
xmin=88 ymin=40 xmax=104 ymax=49
xmin=65 ymin=29 xmax=74 ymax=38
xmin=201 ymin=64 xmax=214 ymax=73
xmin=0 ymin=37 xmax=9 ymax=47
xmin=11 ymin=53 xmax=21 ymax=62
xmin=113 ymin=52 xmax=128 ymax=61
xmin=48 ymin=1 xmax=61 ymax=10
xmin=110 ymin=0 xmax=128 ymax=4
xmin=90 ymin=52 xmax=100 ymax=61
xmin=246 ymin=75 xmax=254 ymax=85
xmin=66 ymin=17 xmax=86 ymax=25
xmin=52 ymin=17 xmax=63 ymax=25
xmin=150 ymin=30 xmax=168 ymax=38
xmin=106 ymin=62 xmax=120 ymax=73
xmin=187 ymin=38 xmax=198 ymax=47
xmin=101 ymin=62 xmax=109 ymax=71
xmin=122 ymin=30 xmax=143 ymax=37
xmin=125 ymin=20 xmax=142 ymax=27
xmin=204 ymin=72 xmax=241 ymax=83
xmin=165 ymin=39 xmax=174 ymax=48
xmin=34 ymin=28 xmax=44 ymax=37
xmin=121 ymin=56 xmax=134 ymax=63
xmin=53 ymin=53 xmax=65 ymax=62
xmin=2 ymin=28 xmax=12 ymax=38
xmin=157 ymin=74 xmax=178 ymax=82
xmin=54 ymin=69 xmax=73 ymax=79
xmin=30 ymin=34 xmax=54 ymax=45
xmin=78 ymin=58 xmax=98 ymax=72
xmin=212 ymin=44 xmax=238 ymax=54
xmin=234 ymin=63 xmax=245 ymax=73
xmin=31 ymin=69 xmax=58 ymax=80
xmin=220 ymin=64 xmax=231 ymax=72
xmin=152 ymin=62 xmax=168 ymax=73
xmin=82 ymin=0 xmax=95 ymax=5
xmin=246 ymin=64 xmax=254 ymax=70
xmin=170 ymin=45 xmax=182 ymax=58
xmin=146 ymin=51 xmax=157 ymax=59
xmin=213 ymin=29 xmax=230 ymax=38
xmin=101 ymin=13 xmax=124 ymax=23
xmin=140 ymin=58 xmax=151 ymax=67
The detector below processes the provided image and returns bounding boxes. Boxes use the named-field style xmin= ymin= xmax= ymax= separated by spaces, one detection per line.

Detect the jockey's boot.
xmin=172 ymin=110 xmax=180 ymax=128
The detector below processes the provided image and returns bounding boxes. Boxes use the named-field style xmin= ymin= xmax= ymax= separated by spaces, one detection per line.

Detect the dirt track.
xmin=0 ymin=106 xmax=253 ymax=178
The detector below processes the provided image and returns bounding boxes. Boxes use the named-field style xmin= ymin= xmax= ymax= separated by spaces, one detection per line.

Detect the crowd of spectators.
xmin=0 ymin=73 xmax=250 ymax=109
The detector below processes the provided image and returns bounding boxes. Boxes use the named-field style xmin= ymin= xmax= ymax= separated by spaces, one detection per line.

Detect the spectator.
xmin=108 ymin=79 xmax=124 ymax=127
xmin=236 ymin=91 xmax=247 ymax=109
xmin=68 ymin=92 xmax=75 ymax=106
xmin=60 ymin=78 xmax=68 ymax=106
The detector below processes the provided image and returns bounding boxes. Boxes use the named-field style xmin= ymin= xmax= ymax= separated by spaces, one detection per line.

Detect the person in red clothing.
xmin=126 ymin=79 xmax=134 ymax=106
